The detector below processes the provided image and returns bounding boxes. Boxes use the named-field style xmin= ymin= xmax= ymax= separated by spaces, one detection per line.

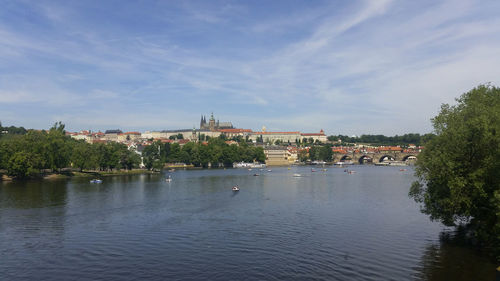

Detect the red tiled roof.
xmin=218 ymin=129 xmax=253 ymax=133
xmin=377 ymin=146 xmax=403 ymax=152
xmin=253 ymin=131 xmax=300 ymax=135
xmin=301 ymin=131 xmax=326 ymax=136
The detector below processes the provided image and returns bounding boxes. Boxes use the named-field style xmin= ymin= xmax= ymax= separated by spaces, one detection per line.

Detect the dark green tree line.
xmin=141 ymin=137 xmax=266 ymax=169
xmin=0 ymin=123 xmax=141 ymax=179
xmin=328 ymin=133 xmax=435 ymax=146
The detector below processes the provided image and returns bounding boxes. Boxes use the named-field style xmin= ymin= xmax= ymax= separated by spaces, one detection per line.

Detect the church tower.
xmin=209 ymin=112 xmax=216 ymax=131
xmin=200 ymin=115 xmax=207 ymax=130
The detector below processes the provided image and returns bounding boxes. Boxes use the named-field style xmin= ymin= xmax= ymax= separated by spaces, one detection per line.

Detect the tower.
xmin=209 ymin=112 xmax=216 ymax=131
xmin=200 ymin=115 xmax=207 ymax=130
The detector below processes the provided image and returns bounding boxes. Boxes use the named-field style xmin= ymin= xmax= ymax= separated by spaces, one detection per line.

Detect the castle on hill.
xmin=200 ymin=113 xmax=233 ymax=131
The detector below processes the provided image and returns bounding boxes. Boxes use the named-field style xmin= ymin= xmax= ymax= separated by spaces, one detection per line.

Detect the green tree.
xmin=142 ymin=141 xmax=161 ymax=170
xmin=298 ymin=149 xmax=308 ymax=162
xmin=410 ymin=85 xmax=500 ymax=260
xmin=45 ymin=122 xmax=70 ymax=172
xmin=319 ymin=145 xmax=333 ymax=162
xmin=7 ymin=151 xmax=42 ymax=178
xmin=71 ymin=141 xmax=97 ymax=171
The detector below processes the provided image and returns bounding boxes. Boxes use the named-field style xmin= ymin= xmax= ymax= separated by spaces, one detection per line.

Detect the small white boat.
xmin=90 ymin=179 xmax=102 ymax=184
xmin=267 ymin=169 xmax=272 ymax=172
xmin=293 ymin=173 xmax=302 ymax=177
xmin=232 ymin=186 xmax=239 ymax=191
xmin=165 ymin=175 xmax=172 ymax=182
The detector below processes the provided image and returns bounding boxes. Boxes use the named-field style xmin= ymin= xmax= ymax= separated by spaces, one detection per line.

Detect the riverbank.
xmin=0 ymin=169 xmax=159 ymax=181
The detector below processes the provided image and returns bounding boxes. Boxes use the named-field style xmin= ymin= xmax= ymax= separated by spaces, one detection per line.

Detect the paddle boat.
xmin=232 ymin=186 xmax=240 ymax=191
xmin=165 ymin=175 xmax=172 ymax=182
xmin=90 ymin=179 xmax=102 ymax=184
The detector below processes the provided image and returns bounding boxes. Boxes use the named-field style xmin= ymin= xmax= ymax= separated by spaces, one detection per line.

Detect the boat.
xmin=267 ymin=169 xmax=272 ymax=172
xmin=253 ymin=173 xmax=260 ymax=176
xmin=165 ymin=175 xmax=172 ymax=182
xmin=232 ymin=186 xmax=239 ymax=191
xmin=311 ymin=168 xmax=316 ymax=172
xmin=348 ymin=170 xmax=356 ymax=174
xmin=233 ymin=162 xmax=266 ymax=168
xmin=90 ymin=179 xmax=102 ymax=184
xmin=293 ymin=173 xmax=302 ymax=177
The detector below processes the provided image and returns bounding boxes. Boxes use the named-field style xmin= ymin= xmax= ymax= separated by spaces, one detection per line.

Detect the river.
xmin=0 ymin=166 xmax=496 ymax=280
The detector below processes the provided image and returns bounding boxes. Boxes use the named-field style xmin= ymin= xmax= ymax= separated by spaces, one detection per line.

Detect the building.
xmin=264 ymin=146 xmax=289 ymax=166
xmin=249 ymin=131 xmax=302 ymax=144
xmin=200 ymin=113 xmax=233 ymax=131
xmin=300 ymin=129 xmax=327 ymax=143
xmin=104 ymin=129 xmax=123 ymax=142
xmin=117 ymin=132 xmax=142 ymax=142
xmin=218 ymin=128 xmax=253 ymax=139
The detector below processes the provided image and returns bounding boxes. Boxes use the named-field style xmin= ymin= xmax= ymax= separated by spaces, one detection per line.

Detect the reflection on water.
xmin=416 ymin=229 xmax=496 ymax=281
xmin=0 ymin=166 xmax=496 ymax=280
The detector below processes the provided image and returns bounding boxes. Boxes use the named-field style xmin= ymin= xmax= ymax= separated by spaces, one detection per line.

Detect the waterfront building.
xmin=287 ymin=146 xmax=299 ymax=164
xmin=264 ymin=146 xmax=289 ymax=166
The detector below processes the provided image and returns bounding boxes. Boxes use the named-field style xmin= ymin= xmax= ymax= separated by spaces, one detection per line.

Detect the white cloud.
xmin=1 ymin=0 xmax=500 ymax=134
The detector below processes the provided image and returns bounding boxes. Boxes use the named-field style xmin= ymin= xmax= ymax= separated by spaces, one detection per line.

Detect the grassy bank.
xmin=1 ymin=169 xmax=159 ymax=181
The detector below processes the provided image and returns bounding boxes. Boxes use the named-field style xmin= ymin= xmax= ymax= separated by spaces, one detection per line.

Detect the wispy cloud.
xmin=1 ymin=0 xmax=499 ymax=134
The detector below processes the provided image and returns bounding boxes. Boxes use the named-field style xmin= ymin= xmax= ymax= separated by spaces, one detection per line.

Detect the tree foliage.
xmin=0 ymin=123 xmax=141 ymax=178
xmin=329 ymin=133 xmax=435 ymax=146
xmin=409 ymin=85 xmax=500 ymax=259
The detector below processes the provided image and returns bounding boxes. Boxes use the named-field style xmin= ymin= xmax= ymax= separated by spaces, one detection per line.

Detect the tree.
xmin=409 ymin=84 xmax=500 ymax=260
xmin=319 ymin=146 xmax=333 ymax=162
xmin=71 ymin=141 xmax=97 ymax=171
xmin=298 ymin=150 xmax=308 ymax=162
xmin=7 ymin=151 xmax=42 ymax=178
xmin=45 ymin=122 xmax=70 ymax=172
xmin=142 ymin=141 xmax=161 ymax=170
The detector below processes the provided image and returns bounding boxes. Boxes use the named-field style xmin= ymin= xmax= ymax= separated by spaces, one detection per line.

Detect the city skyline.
xmin=1 ymin=0 xmax=500 ymax=135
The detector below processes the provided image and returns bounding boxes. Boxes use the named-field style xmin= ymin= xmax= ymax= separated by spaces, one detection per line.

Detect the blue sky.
xmin=1 ymin=0 xmax=500 ymax=135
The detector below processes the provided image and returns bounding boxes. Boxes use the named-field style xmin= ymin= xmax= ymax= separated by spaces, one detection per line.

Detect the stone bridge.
xmin=332 ymin=151 xmax=419 ymax=164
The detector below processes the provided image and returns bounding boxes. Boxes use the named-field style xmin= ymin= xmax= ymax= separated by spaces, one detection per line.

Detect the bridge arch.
xmin=358 ymin=155 xmax=373 ymax=164
xmin=340 ymin=155 xmax=352 ymax=162
xmin=402 ymin=155 xmax=417 ymax=162
xmin=379 ymin=155 xmax=395 ymax=163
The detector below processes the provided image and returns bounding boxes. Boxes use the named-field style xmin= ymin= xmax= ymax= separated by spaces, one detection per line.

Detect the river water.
xmin=0 ymin=166 xmax=496 ymax=280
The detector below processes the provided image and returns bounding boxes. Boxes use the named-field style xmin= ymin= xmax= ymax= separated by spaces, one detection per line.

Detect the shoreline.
xmin=1 ymin=169 xmax=160 ymax=182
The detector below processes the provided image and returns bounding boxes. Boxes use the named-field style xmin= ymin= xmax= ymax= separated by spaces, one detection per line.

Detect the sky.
xmin=1 ymin=0 xmax=500 ymax=136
